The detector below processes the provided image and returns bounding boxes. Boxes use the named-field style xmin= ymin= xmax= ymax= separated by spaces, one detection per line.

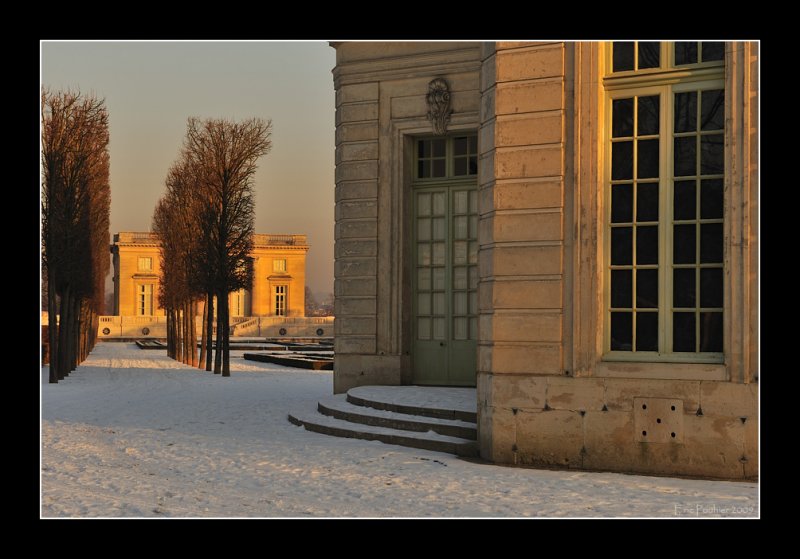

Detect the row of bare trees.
xmin=152 ymin=117 xmax=272 ymax=376
xmin=41 ymin=89 xmax=111 ymax=383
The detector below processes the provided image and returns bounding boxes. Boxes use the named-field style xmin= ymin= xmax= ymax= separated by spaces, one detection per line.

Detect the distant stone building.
xmin=331 ymin=41 xmax=758 ymax=479
xmin=111 ymin=232 xmax=309 ymax=317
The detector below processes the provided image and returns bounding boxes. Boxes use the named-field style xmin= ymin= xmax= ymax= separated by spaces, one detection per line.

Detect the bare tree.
xmin=41 ymin=89 xmax=110 ymax=383
xmin=183 ymin=117 xmax=271 ymax=376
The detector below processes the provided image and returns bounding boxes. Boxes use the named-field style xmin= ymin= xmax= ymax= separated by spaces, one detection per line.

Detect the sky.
xmin=41 ymin=41 xmax=337 ymax=297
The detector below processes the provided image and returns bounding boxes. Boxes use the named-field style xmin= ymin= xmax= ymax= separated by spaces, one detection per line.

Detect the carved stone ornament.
xmin=426 ymin=78 xmax=452 ymax=136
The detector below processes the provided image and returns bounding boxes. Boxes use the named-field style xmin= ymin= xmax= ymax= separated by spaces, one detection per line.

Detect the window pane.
xmin=701 ymin=42 xmax=725 ymax=62
xmin=454 ymin=292 xmax=467 ymax=315
xmin=637 ymin=95 xmax=660 ymax=136
xmin=701 ymin=89 xmax=725 ymax=131
xmin=700 ymin=179 xmax=723 ymax=219
xmin=418 ymin=293 xmax=431 ymax=315
xmin=468 ymin=156 xmax=478 ymax=175
xmin=612 ymin=141 xmax=633 ymax=180
xmin=611 ymin=269 xmax=632 ymax=308
xmin=454 ymin=137 xmax=468 ymax=156
xmin=637 ymin=139 xmax=659 ymax=179
xmin=636 ymin=312 xmax=658 ymax=351
xmin=675 ymin=42 xmax=698 ymax=65
xmin=636 ymin=183 xmax=658 ymax=222
xmin=418 ymin=160 xmax=429 ymax=178
xmin=700 ymin=223 xmax=723 ymax=263
xmin=432 ymin=217 xmax=445 ymax=240
xmin=638 ymin=42 xmax=661 ymax=69
xmin=637 ymin=269 xmax=658 ymax=309
xmin=418 ymin=318 xmax=431 ymax=340
xmin=454 ymin=241 xmax=467 ymax=265
xmin=613 ymin=98 xmax=634 ymax=137
xmin=432 ymin=159 xmax=446 ymax=177
xmin=418 ymin=243 xmax=431 ymax=265
xmin=433 ymin=267 xmax=445 ymax=290
xmin=613 ymin=42 xmax=634 ymax=72
xmin=454 ymin=157 xmax=467 ymax=176
xmin=417 ymin=218 xmax=430 ymax=241
xmin=454 ymin=216 xmax=468 ymax=240
xmin=454 ymin=190 xmax=468 ymax=214
xmin=673 ymin=268 xmax=696 ymax=308
xmin=674 ymin=137 xmax=697 ymax=177
xmin=453 ymin=317 xmax=468 ymax=340
xmin=673 ymin=312 xmax=696 ymax=352
xmin=673 ymin=224 xmax=696 ymax=264
xmin=611 ymin=312 xmax=632 ymax=351
xmin=700 ymin=268 xmax=723 ymax=308
xmin=432 ymin=139 xmax=446 ymax=157
xmin=432 ymin=192 xmax=445 ymax=215
xmin=418 ymin=140 xmax=430 ymax=158
xmin=417 ymin=193 xmax=431 ymax=216
xmin=673 ymin=180 xmax=696 ymax=220
xmin=700 ymin=135 xmax=724 ymax=175
xmin=417 ymin=268 xmax=431 ymax=291
xmin=432 ymin=242 xmax=445 ymax=265
xmin=611 ymin=184 xmax=633 ymax=223
xmin=674 ymin=92 xmax=697 ymax=133
xmin=699 ymin=312 xmax=723 ymax=352
xmin=433 ymin=292 xmax=446 ymax=315
xmin=611 ymin=227 xmax=633 ymax=265
xmin=453 ymin=266 xmax=467 ymax=290
xmin=636 ymin=226 xmax=658 ymax=265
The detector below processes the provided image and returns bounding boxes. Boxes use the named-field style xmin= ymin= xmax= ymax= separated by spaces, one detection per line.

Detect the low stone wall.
xmin=96 ymin=316 xmax=334 ymax=340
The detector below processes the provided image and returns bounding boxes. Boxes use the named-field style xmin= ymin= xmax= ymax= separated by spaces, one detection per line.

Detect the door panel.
xmin=412 ymin=185 xmax=477 ymax=386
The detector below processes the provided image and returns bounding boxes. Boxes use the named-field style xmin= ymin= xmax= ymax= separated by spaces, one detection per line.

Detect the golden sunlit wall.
xmin=111 ymin=232 xmax=309 ymax=317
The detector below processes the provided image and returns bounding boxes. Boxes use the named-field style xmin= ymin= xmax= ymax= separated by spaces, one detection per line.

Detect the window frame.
xmin=274 ymin=284 xmax=287 ymax=316
xmin=601 ymin=42 xmax=725 ymax=364
xmin=273 ymin=259 xmax=287 ymax=273
xmin=138 ymin=256 xmax=153 ymax=272
xmin=414 ymin=134 xmax=478 ymax=182
xmin=137 ymin=283 xmax=154 ymax=316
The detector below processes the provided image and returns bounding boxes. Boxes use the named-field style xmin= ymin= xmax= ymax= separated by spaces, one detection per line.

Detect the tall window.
xmin=416 ymin=135 xmax=478 ymax=180
xmin=273 ymin=259 xmax=287 ymax=273
xmin=138 ymin=284 xmax=153 ymax=316
xmin=138 ymin=257 xmax=153 ymax=271
xmin=275 ymin=285 xmax=287 ymax=316
xmin=605 ymin=42 xmax=724 ymax=361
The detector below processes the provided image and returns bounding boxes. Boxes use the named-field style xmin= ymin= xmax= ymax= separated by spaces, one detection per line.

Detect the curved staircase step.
xmin=288 ymin=410 xmax=479 ymax=457
xmin=346 ymin=386 xmax=477 ymax=423
xmin=317 ymin=395 xmax=476 ymax=440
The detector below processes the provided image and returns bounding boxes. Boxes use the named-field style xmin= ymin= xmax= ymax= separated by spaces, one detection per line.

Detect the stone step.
xmin=288 ymin=410 xmax=479 ymax=457
xmin=346 ymin=385 xmax=477 ymax=423
xmin=317 ymin=395 xmax=477 ymax=440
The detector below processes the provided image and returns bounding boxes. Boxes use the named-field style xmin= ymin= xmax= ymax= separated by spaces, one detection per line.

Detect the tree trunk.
xmin=214 ymin=291 xmax=223 ymax=374
xmin=199 ymin=297 xmax=208 ymax=369
xmin=169 ymin=308 xmax=176 ymax=359
xmin=206 ymin=292 xmax=215 ymax=372
xmin=190 ymin=300 xmax=198 ymax=367
xmin=178 ymin=306 xmax=185 ymax=364
xmin=47 ymin=269 xmax=59 ymax=384
xmin=57 ymin=286 xmax=70 ymax=379
xmin=222 ymin=291 xmax=231 ymax=377
xmin=71 ymin=295 xmax=80 ymax=371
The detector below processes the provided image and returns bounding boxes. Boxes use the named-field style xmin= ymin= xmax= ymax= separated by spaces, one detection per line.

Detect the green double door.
xmin=412 ymin=182 xmax=478 ymax=386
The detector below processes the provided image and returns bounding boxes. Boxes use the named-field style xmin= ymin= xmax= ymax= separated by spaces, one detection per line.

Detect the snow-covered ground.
xmin=41 ymin=343 xmax=758 ymax=518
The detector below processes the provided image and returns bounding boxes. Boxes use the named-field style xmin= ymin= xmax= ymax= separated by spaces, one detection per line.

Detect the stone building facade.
xmin=111 ymin=232 xmax=309 ymax=318
xmin=332 ymin=41 xmax=758 ymax=479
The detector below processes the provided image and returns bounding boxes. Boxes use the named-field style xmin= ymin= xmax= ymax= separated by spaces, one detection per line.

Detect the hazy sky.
xmin=41 ymin=41 xmax=337 ymax=296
